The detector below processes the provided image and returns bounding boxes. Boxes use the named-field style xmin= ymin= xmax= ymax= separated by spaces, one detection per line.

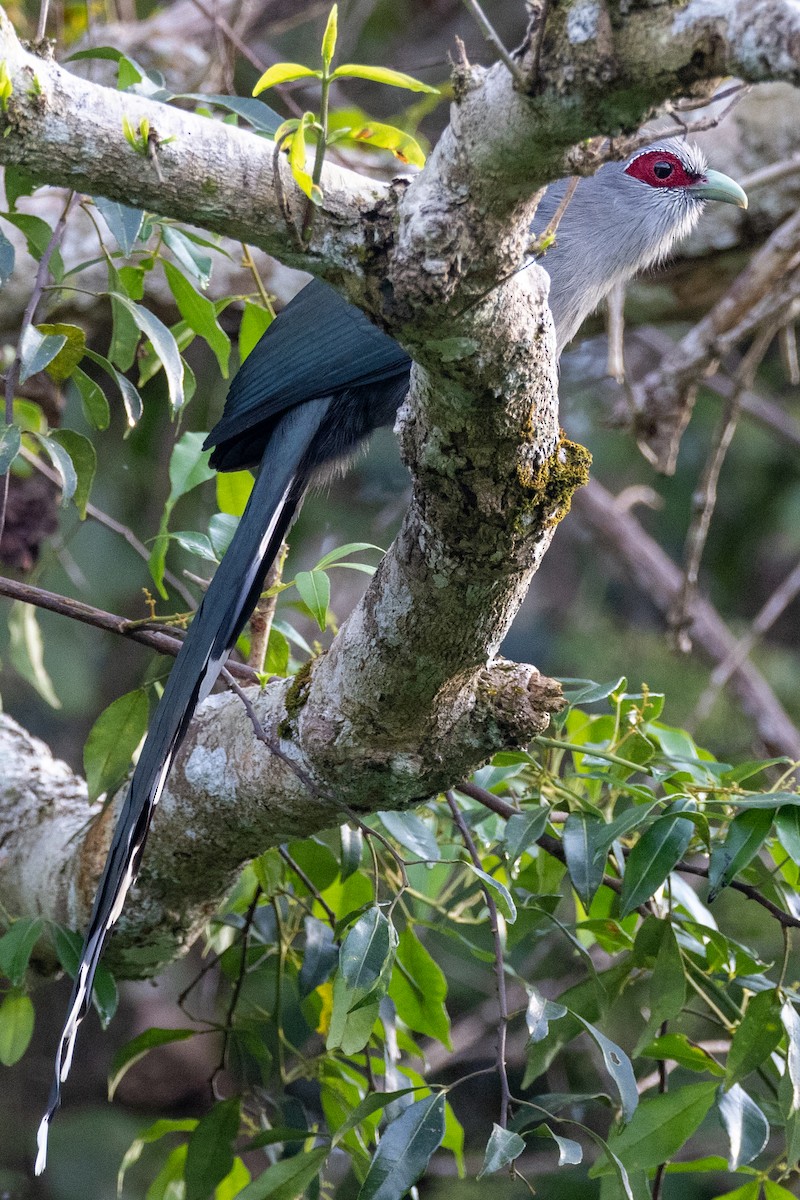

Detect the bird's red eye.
xmin=624 ymin=150 xmax=698 ymax=189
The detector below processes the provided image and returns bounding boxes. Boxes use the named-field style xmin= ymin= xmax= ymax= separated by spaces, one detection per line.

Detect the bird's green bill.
xmin=690 ymin=168 xmax=748 ymax=209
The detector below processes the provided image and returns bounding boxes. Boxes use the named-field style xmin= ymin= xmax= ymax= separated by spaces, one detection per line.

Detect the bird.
xmin=35 ymin=139 xmax=747 ymax=1172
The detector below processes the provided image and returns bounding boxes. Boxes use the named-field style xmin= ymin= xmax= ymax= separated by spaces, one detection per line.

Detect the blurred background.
xmin=1 ymin=0 xmax=799 ymax=1195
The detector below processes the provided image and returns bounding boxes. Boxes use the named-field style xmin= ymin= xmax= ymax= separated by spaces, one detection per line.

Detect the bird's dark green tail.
xmin=35 ymin=396 xmax=331 ymax=1174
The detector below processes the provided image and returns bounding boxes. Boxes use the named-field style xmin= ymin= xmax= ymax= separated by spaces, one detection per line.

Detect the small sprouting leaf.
xmin=477 ymin=1124 xmax=525 ymax=1178
xmin=184 ymin=1097 xmax=241 ymax=1200
xmin=0 ymin=918 xmax=43 ymax=986
xmin=19 ymin=324 xmax=67 ymax=383
xmin=332 ymin=64 xmax=438 ymax=93
xmin=0 ymin=422 xmax=21 ymax=473
xmin=708 ymin=808 xmax=774 ymax=900
xmin=348 ymin=122 xmax=425 ymax=167
xmin=93 ymin=196 xmax=144 ymax=255
xmin=574 ymin=1014 xmax=638 ymax=1122
xmin=378 ymin=810 xmax=440 ymax=861
xmin=562 ymin=811 xmax=607 ymax=909
xmin=287 ymin=114 xmax=323 ymax=205
xmin=8 ymin=601 xmax=60 ymax=708
xmin=619 ymin=809 xmax=694 ymax=917
xmin=0 ymin=990 xmax=34 ymax=1065
xmin=357 ymin=1093 xmax=445 ymax=1200
xmin=109 ymin=1027 xmax=196 ymax=1099
xmin=725 ymin=987 xmax=783 ymax=1087
xmin=163 ymin=260 xmax=230 ymax=376
xmin=295 ymin=569 xmax=330 ymax=630
xmin=321 ymin=4 xmax=338 ymax=67
xmin=717 ymin=1083 xmax=769 ymax=1169
xmin=525 ymin=987 xmax=567 ymax=1044
xmin=467 ymin=864 xmax=517 ymax=922
xmin=84 ymin=689 xmax=149 ymax=803
xmin=252 ymin=63 xmax=322 ymax=94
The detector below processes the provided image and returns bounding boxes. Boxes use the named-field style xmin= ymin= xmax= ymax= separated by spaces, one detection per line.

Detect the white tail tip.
xmin=35 ymin=1115 xmax=50 ymax=1175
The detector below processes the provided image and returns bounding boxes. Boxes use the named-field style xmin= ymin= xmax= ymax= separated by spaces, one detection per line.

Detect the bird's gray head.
xmin=534 ymin=141 xmax=748 ymax=354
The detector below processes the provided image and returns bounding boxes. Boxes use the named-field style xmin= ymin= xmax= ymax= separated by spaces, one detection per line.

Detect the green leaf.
xmin=641 ymin=1033 xmax=723 ymax=1075
xmin=389 ymin=925 xmax=451 ymax=1048
xmin=109 ymin=1026 xmax=196 ymax=1099
xmin=378 ymin=810 xmax=440 ymax=861
xmin=574 ymin=1014 xmax=638 ymax=1123
xmin=332 ymin=64 xmax=438 ymax=93
xmin=37 ymin=321 xmax=86 ymax=381
xmin=67 ymin=364 xmax=111 ymax=430
xmin=0 ymin=990 xmax=34 ymax=1065
xmin=596 ymin=1081 xmax=717 ymax=1173
xmin=299 ymin=916 xmax=337 ymax=996
xmin=346 ymin=121 xmax=426 ymax=167
xmin=239 ymin=301 xmax=273 ymax=363
xmin=782 ymin=1000 xmax=800 ymax=1113
xmin=150 ymin=431 xmax=215 ymax=596
xmin=547 ymin=1129 xmax=583 ymax=1166
xmin=286 ymin=114 xmax=323 ymax=205
xmin=340 ymin=824 xmax=363 ymax=880
xmin=0 ymin=422 xmax=20 ymax=473
xmin=53 ymin=926 xmax=118 ymax=1026
xmin=18 ymin=324 xmax=67 ymax=383
xmin=252 ymin=63 xmax=322 ymax=93
xmin=208 ymin=512 xmax=238 ymax=558
xmin=706 ymin=1185 xmax=760 ymax=1200
xmin=726 ymin=987 xmax=783 ymax=1086
xmin=84 ymin=689 xmax=149 ymax=803
xmin=717 ymin=1083 xmax=769 ymax=1169
xmin=468 ymin=865 xmax=517 ymax=922
xmin=108 ymin=291 xmax=184 ymax=411
xmin=321 ymin=4 xmax=338 ymax=67
xmin=313 ymin=542 xmax=384 ymax=570
xmin=357 ymin=1093 xmax=445 ymax=1200
xmin=0 ymin=918 xmax=43 ymax=987
xmin=234 ymin=1145 xmax=327 ymax=1200
xmin=339 ymin=906 xmax=397 ymax=998
xmin=162 ymin=226 xmax=213 ymax=289
xmin=93 ymin=196 xmax=144 ymax=255
xmin=84 ymin=348 xmax=143 ymax=427
xmin=477 ymin=1124 xmax=525 ymax=1178
xmin=563 ymin=811 xmax=607 ymax=909
xmin=763 ymin=1182 xmax=800 ymax=1200
xmin=265 ymin=627 xmax=290 ymax=676
xmin=331 ymin=1088 xmax=419 ymax=1146
xmin=184 ymin=1097 xmax=241 ymax=1200
xmin=295 ymin=569 xmax=330 ymax=630
xmin=776 ymin=806 xmax=800 ymax=861
xmin=163 ymin=260 xmax=230 ymax=377
xmin=525 ymin=986 xmax=568 ymax=1044
xmin=504 ymin=808 xmax=549 ymax=863
xmin=0 ymin=226 xmax=14 ymax=286
xmin=0 ymin=212 xmax=64 ymax=280
xmin=216 ymin=470 xmax=254 ymax=517
xmin=118 ymin=1118 xmax=198 ymax=1197
xmin=619 ymin=811 xmax=693 ymax=917
xmin=4 ymin=165 xmax=37 ymax=210
xmin=172 ymin=531 xmax=218 ymax=562
xmin=178 ymin=93 xmax=282 ymax=134
xmin=8 ymin=601 xmax=60 ymax=708
xmin=50 ymin=429 xmax=97 ymax=518
xmin=327 ymin=970 xmax=380 ymax=1053
xmin=33 ymin=431 xmax=76 ymax=504
xmin=708 ymin=807 xmax=774 ymax=900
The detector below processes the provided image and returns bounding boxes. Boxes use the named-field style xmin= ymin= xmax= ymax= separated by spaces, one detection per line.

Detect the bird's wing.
xmin=36 ymin=397 xmax=331 ymax=1174
xmin=205 ymin=278 xmax=411 ymax=453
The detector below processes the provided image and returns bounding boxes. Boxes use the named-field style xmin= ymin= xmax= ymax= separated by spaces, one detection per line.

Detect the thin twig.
xmin=739 ymin=155 xmax=800 ymax=193
xmin=669 ymin=322 xmax=778 ymax=648
xmin=525 ymin=0 xmax=551 ymax=90
xmin=278 ymin=846 xmax=336 ymax=928
xmin=35 ymin=0 xmax=50 ymax=41
xmin=0 ymin=574 xmax=258 ymax=682
xmin=460 ymin=0 xmax=527 ymax=87
xmin=248 ymin=544 xmax=287 ymax=671
xmin=212 ymin=883 xmax=262 ymax=1095
xmin=446 ymin=790 xmax=511 ymax=1128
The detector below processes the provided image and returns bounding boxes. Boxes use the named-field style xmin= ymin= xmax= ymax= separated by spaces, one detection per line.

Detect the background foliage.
xmin=0 ymin=1 xmax=799 ymax=1198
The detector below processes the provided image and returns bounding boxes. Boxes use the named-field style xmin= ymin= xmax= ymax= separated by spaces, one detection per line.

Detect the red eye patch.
xmin=624 ymin=150 xmax=701 ymax=189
